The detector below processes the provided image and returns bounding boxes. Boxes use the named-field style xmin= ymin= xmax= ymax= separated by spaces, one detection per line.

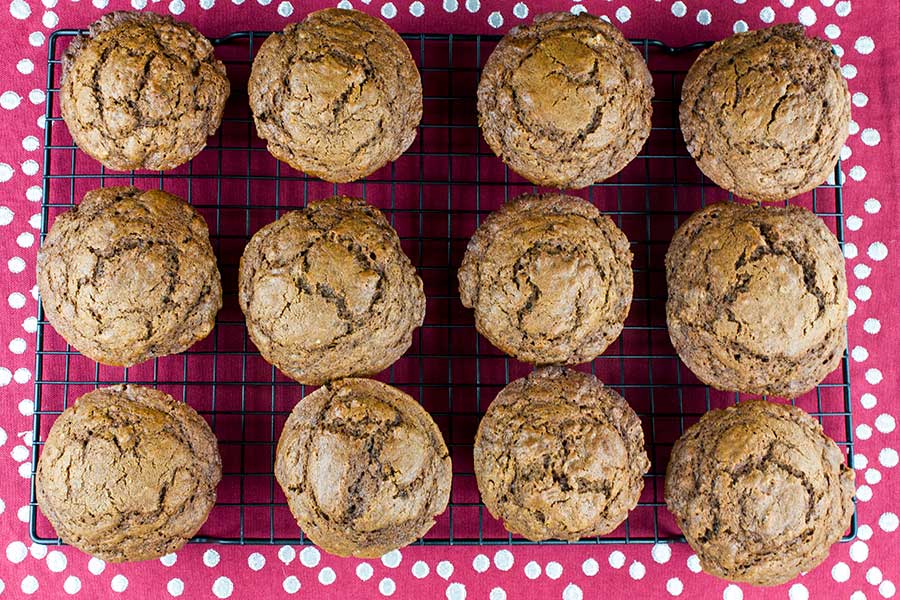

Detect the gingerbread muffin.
xmin=36 ymin=385 xmax=222 ymax=562
xmin=680 ymin=24 xmax=851 ymax=201
xmin=60 ymin=11 xmax=229 ymax=171
xmin=275 ymin=378 xmax=451 ymax=557
xmin=477 ymin=12 xmax=653 ymax=189
xmin=459 ymin=194 xmax=632 ymax=365
xmin=248 ymin=8 xmax=422 ymax=182
xmin=239 ymin=197 xmax=425 ymax=385
xmin=666 ymin=400 xmax=855 ymax=586
xmin=37 ymin=187 xmax=222 ymax=367
xmin=474 ymin=367 xmax=649 ymax=541
xmin=665 ymin=202 xmax=847 ymax=398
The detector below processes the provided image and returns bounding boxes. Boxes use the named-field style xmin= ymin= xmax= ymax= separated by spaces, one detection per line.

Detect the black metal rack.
xmin=30 ymin=30 xmax=855 ymax=547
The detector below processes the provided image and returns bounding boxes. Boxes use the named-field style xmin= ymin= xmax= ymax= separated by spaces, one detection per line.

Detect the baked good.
xmin=36 ymin=385 xmax=221 ymax=562
xmin=665 ymin=400 xmax=855 ymax=586
xmin=60 ymin=11 xmax=229 ymax=171
xmin=248 ymin=8 xmax=422 ymax=182
xmin=458 ymin=193 xmax=632 ymax=365
xmin=474 ymin=367 xmax=649 ymax=541
xmin=275 ymin=378 xmax=451 ymax=557
xmin=37 ymin=186 xmax=222 ymax=367
xmin=680 ymin=24 xmax=851 ymax=201
xmin=477 ymin=12 xmax=653 ymax=189
xmin=665 ymin=202 xmax=847 ymax=398
xmin=239 ymin=196 xmax=425 ymax=385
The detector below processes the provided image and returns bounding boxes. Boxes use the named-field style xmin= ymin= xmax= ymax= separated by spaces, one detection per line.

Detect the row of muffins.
xmin=61 ymin=10 xmax=850 ymax=201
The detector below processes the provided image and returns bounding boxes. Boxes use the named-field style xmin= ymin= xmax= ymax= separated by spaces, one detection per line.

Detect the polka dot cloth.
xmin=0 ymin=1 xmax=894 ymax=598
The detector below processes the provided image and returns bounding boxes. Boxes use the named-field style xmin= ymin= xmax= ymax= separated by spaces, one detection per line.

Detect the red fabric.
xmin=0 ymin=1 xmax=897 ymax=598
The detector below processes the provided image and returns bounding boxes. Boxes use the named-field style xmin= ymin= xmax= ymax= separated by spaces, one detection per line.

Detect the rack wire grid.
xmin=30 ymin=30 xmax=855 ymax=547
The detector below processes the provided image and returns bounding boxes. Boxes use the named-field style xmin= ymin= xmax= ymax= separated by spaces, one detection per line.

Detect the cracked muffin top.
xmin=37 ymin=186 xmax=222 ymax=367
xmin=275 ymin=378 xmax=451 ymax=557
xmin=666 ymin=400 xmax=855 ymax=586
xmin=665 ymin=202 xmax=847 ymax=398
xmin=477 ymin=12 xmax=653 ymax=189
xmin=36 ymin=385 xmax=222 ymax=562
xmin=239 ymin=197 xmax=425 ymax=385
xmin=474 ymin=367 xmax=649 ymax=541
xmin=458 ymin=193 xmax=632 ymax=365
xmin=60 ymin=11 xmax=229 ymax=171
xmin=248 ymin=8 xmax=422 ymax=183
xmin=680 ymin=24 xmax=851 ymax=202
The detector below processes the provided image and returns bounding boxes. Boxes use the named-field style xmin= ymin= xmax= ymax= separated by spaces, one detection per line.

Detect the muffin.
xmin=680 ymin=24 xmax=851 ymax=201
xmin=474 ymin=367 xmax=649 ymax=541
xmin=239 ymin=197 xmax=425 ymax=385
xmin=249 ymin=8 xmax=422 ymax=182
xmin=665 ymin=202 xmax=847 ymax=398
xmin=36 ymin=385 xmax=222 ymax=562
xmin=60 ymin=11 xmax=229 ymax=171
xmin=37 ymin=187 xmax=222 ymax=367
xmin=275 ymin=378 xmax=451 ymax=557
xmin=666 ymin=400 xmax=855 ymax=586
xmin=458 ymin=194 xmax=632 ymax=365
xmin=477 ymin=12 xmax=653 ymax=189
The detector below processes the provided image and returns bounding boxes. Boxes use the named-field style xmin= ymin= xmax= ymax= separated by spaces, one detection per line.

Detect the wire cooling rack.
xmin=30 ymin=30 xmax=855 ymax=547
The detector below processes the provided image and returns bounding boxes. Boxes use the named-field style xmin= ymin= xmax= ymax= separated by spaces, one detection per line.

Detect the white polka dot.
xmin=168 ymin=0 xmax=184 ymax=14
xmin=865 ymin=242 xmax=887 ymax=263
xmin=88 ymin=557 xmax=105 ymax=575
xmin=524 ymin=561 xmax=541 ymax=579
xmin=861 ymin=129 xmax=881 ymax=146
xmin=697 ymin=9 xmax=711 ymax=24
xmin=723 ymin=584 xmax=743 ymax=600
xmin=582 ymin=558 xmax=599 ymax=576
xmin=167 ymin=578 xmax=184 ymax=597
xmin=789 ymin=583 xmax=809 ymax=600
xmin=489 ymin=588 xmax=506 ymax=600
xmin=859 ymin=524 xmax=873 ymax=540
xmin=437 ymin=561 xmax=454 ymax=580
xmin=17 ymin=505 xmax=29 ymax=522
xmin=781 ymin=0 xmax=794 ymax=6
xmin=212 ymin=576 xmax=232 ymax=599
xmin=615 ymin=6 xmax=631 ymax=22
xmin=92 ymin=0 xmax=108 ymax=7
xmin=825 ymin=23 xmax=841 ymax=39
xmin=0 ymin=163 xmax=14 ymax=182
xmin=562 ymin=583 xmax=583 ymax=600
xmin=733 ymin=20 xmax=748 ymax=32
xmin=131 ymin=0 xmax=147 ymax=8
xmin=835 ymin=0 xmax=851 ymax=15
xmin=318 ymin=567 xmax=336 ymax=585
xmin=472 ymin=554 xmax=489 ymax=573
xmin=847 ymin=215 xmax=862 ymax=231
xmin=672 ymin=1 xmax=687 ymax=17
xmin=857 ymin=424 xmax=873 ymax=440
xmin=28 ymin=89 xmax=44 ymax=105
xmin=41 ymin=9 xmax=57 ymax=27
xmin=652 ymin=543 xmax=672 ymax=564
xmin=760 ymin=6 xmax=775 ymax=22
xmin=879 ymin=512 xmax=899 ymax=532
xmin=381 ymin=550 xmax=402 ymax=569
xmin=20 ymin=160 xmax=38 ymax=177
xmin=512 ymin=2 xmax=527 ymax=18
xmin=667 ymin=578 xmax=684 ymax=596
xmin=11 ymin=445 xmax=28 ymax=461
xmin=278 ymin=545 xmax=295 ymax=564
xmin=849 ymin=165 xmax=866 ymax=181
xmin=734 ymin=0 xmax=747 ymax=4
xmin=277 ymin=1 xmax=292 ymax=16
xmin=22 ymin=317 xmax=37 ymax=334
xmin=411 ymin=561 xmax=428 ymax=579
xmin=29 ymin=543 xmax=46 ymax=559
xmin=875 ymin=414 xmax=896 ymax=433
xmin=863 ymin=199 xmax=881 ymax=215
xmin=26 ymin=186 xmax=41 ymax=203
xmin=860 ymin=394 xmax=877 ymax=410
xmin=0 ymin=369 xmax=10 ymax=387
xmin=28 ymin=213 xmax=40 ymax=230
xmin=46 ymin=550 xmax=67 ymax=572
xmin=880 ymin=581 xmax=897 ymax=599
xmin=869 ymin=567 xmax=885 ymax=585
xmin=160 ymin=553 xmax=177 ymax=567
xmin=446 ymin=582 xmax=466 ymax=600
xmin=29 ymin=32 xmax=44 ymax=46
xmin=843 ymin=242 xmax=858 ymax=259
xmin=203 ymin=549 xmax=220 ymax=567
xmin=494 ymin=550 xmax=513 ymax=571
xmin=842 ymin=64 xmax=858 ymax=79
xmin=849 ymin=120 xmax=860 ymax=135
xmin=380 ymin=2 xmax=396 ymax=18
xmin=853 ymin=264 xmax=872 ymax=280
xmin=851 ymin=346 xmax=869 ymax=362
xmin=357 ymin=562 xmax=374 ymax=581
xmin=849 ymin=540 xmax=869 ymax=562
xmin=852 ymin=92 xmax=868 ymax=108
xmin=63 ymin=576 xmax=81 ymax=595
xmin=864 ymin=318 xmax=881 ymax=334
xmin=299 ymin=547 xmax=320 ymax=568
xmin=687 ymin=555 xmax=702 ymax=573
xmin=21 ymin=575 xmax=38 ymax=595
xmin=443 ymin=0 xmax=458 ymax=12
xmin=10 ymin=0 xmax=31 ymax=20
xmin=798 ymin=6 xmax=817 ymax=25
xmin=546 ymin=561 xmax=563 ymax=580
xmin=22 ymin=136 xmax=39 ymax=152
xmin=199 ymin=0 xmax=213 ymax=8
xmin=379 ymin=578 xmax=396 ymax=596
xmin=18 ymin=460 xmax=30 ymax=477
xmin=832 ymin=561 xmax=851 ymax=580
xmin=465 ymin=0 xmax=479 ymax=11
xmin=282 ymin=576 xmax=300 ymax=594
xmin=409 ymin=1 xmax=424 ymax=16
xmin=487 ymin=11 xmax=503 ymax=28
xmin=8 ymin=293 xmax=25 ymax=309
xmin=111 ymin=575 xmax=128 ymax=593
xmin=866 ymin=368 xmax=883 ymax=384
xmin=16 ymin=60 xmax=34 ymax=77
xmin=608 ymin=551 xmax=625 ymax=569
xmin=854 ymin=35 xmax=875 ymax=54
xmin=17 ymin=232 xmax=34 ymax=249
xmin=629 ymin=561 xmax=645 ymax=581
xmin=880 ymin=448 xmax=899 ymax=468
xmin=6 ymin=541 xmax=26 ymax=564
xmin=855 ymin=285 xmax=872 ymax=301
xmin=246 ymin=552 xmax=264 ymax=571
xmin=14 ymin=368 xmax=31 ymax=384
xmin=256 ymin=0 xmax=271 ymax=5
